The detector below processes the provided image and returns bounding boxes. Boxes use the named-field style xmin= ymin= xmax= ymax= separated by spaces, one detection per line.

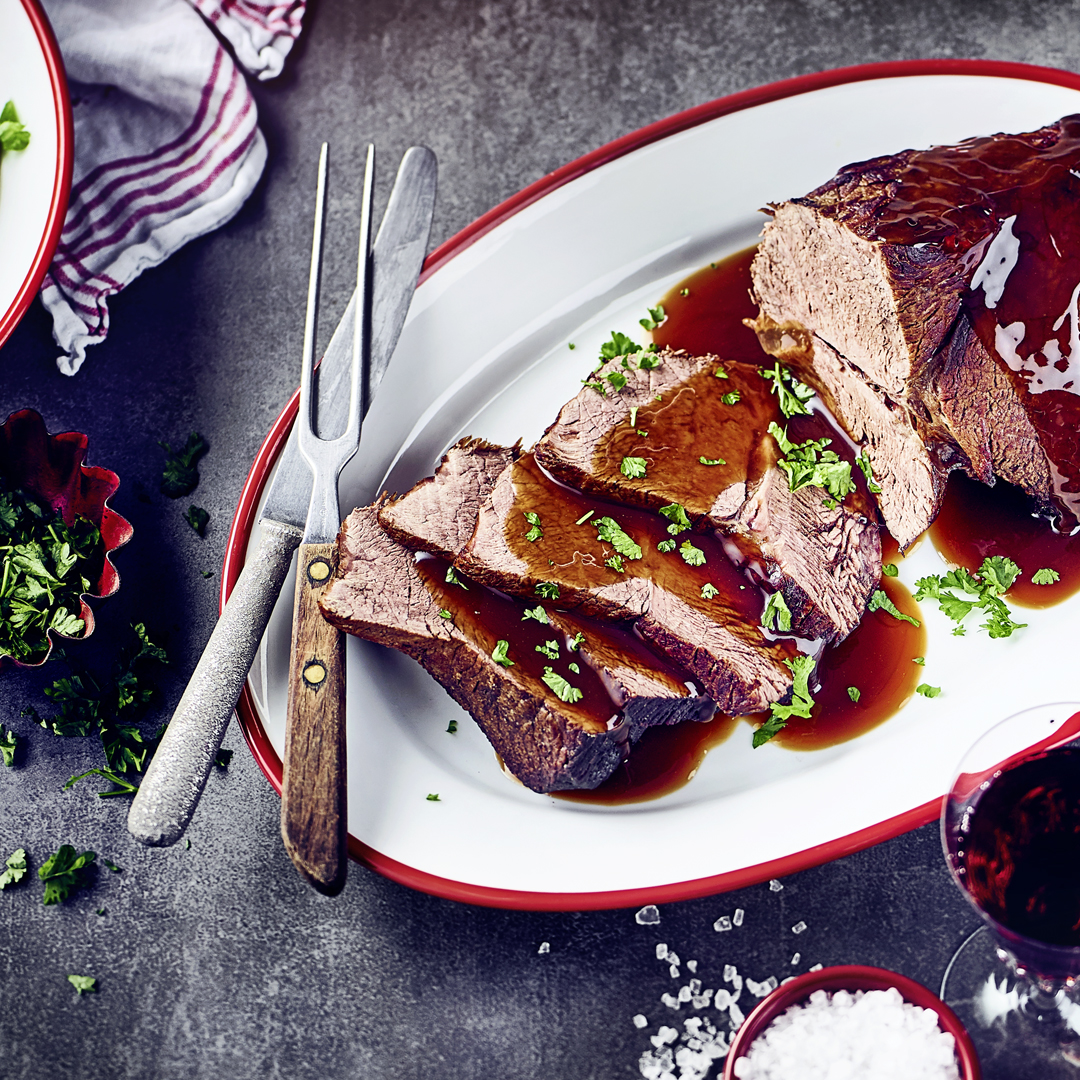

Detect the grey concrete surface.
xmin=4 ymin=0 xmax=1080 ymax=1076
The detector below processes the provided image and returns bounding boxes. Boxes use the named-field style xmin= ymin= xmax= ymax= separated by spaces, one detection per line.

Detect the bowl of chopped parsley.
xmin=0 ymin=408 xmax=132 ymax=666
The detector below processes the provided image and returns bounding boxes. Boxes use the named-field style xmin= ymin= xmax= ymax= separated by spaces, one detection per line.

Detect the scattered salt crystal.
xmin=661 ymin=992 xmax=681 ymax=1010
xmin=651 ymin=1025 xmax=679 ymax=1048
xmin=715 ymin=989 xmax=733 ymax=1011
xmin=790 ymin=953 xmax=800 ymax=966
xmin=538 ymin=941 xmax=550 ymax=954
xmin=678 ymin=985 xmax=693 ymax=1003
xmin=733 ymin=908 xmax=745 ymax=926
xmin=684 ymin=1018 xmax=703 ymax=1035
xmin=687 ymin=960 xmax=698 ymax=973
xmin=656 ymin=943 xmax=669 ymax=960
xmin=791 ymin=921 xmax=807 ymax=935
xmin=768 ymin=879 xmax=783 ymax=892
xmin=714 ymin=916 xmax=733 ymax=932
xmin=633 ymin=1014 xmax=648 ymax=1029
xmin=780 ymin=977 xmax=795 ymax=985
xmin=723 ymin=965 xmax=737 ymax=983
xmin=746 ymin=978 xmax=770 ymax=999
xmin=731 ymin=974 xmax=743 ymax=996
xmin=809 ymin=963 xmax=823 ymax=972
xmin=730 ymin=986 xmax=960 ymax=1079
xmin=637 ymin=905 xmax=661 ymax=925
xmin=667 ymin=951 xmax=681 ymax=968
xmin=730 ymin=1002 xmax=745 ymax=1029
xmin=669 ymin=965 xmax=680 ymax=979
xmin=692 ymin=989 xmax=714 ymax=1009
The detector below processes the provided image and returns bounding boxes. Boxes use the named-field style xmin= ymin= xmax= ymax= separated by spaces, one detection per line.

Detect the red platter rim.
xmin=0 ymin=0 xmax=74 ymax=352
xmin=224 ymin=58 xmax=1080 ymax=911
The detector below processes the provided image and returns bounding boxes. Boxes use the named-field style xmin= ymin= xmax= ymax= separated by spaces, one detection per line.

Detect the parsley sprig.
xmin=768 ymin=423 xmax=855 ymax=500
xmin=760 ymin=362 xmax=814 ymax=418
xmin=913 ymin=556 xmax=1027 ymax=638
xmin=754 ymin=654 xmax=816 ymax=748
xmin=39 ymin=845 xmax=96 ymax=905
xmin=594 ymin=517 xmax=642 ymax=561
xmin=159 ymin=432 xmax=208 ymax=499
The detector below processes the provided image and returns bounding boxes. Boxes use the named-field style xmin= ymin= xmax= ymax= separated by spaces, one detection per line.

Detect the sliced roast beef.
xmin=455 ymin=451 xmax=797 ymax=715
xmin=752 ymin=114 xmax=1080 ymax=541
xmin=533 ymin=348 xmax=880 ymax=639
xmin=319 ymin=502 xmax=716 ymax=793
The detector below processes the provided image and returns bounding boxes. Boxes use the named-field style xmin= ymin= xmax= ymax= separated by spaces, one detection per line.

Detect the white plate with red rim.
xmin=227 ymin=60 xmax=1080 ymax=909
xmin=0 ymin=0 xmax=71 ymax=351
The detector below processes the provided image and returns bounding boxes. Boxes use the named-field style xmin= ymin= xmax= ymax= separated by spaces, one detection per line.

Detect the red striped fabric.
xmin=39 ymin=0 xmax=305 ymax=374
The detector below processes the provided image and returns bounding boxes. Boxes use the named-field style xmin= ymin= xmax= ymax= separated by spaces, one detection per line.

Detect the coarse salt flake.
xmin=656 ymin=943 xmax=669 ymax=960
xmin=731 ymin=986 xmax=960 ymax=1080
xmin=538 ymin=941 xmax=550 ymax=954
xmin=637 ymin=905 xmax=661 ymax=925
xmin=723 ymin=965 xmax=738 ymax=983
xmin=687 ymin=960 xmax=698 ymax=974
xmin=769 ymin=879 xmax=783 ymax=892
xmin=790 ymin=953 xmax=800 ymax=966
xmin=733 ymin=908 xmax=745 ymax=926
xmin=791 ymin=921 xmax=807 ymax=935
xmin=714 ymin=916 xmax=733 ymax=932
xmin=633 ymin=1014 xmax=649 ymax=1029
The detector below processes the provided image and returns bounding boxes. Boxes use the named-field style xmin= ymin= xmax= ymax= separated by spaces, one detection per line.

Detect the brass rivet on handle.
xmin=302 ymin=660 xmax=327 ymax=687
xmin=307 ymin=558 xmax=332 ymax=584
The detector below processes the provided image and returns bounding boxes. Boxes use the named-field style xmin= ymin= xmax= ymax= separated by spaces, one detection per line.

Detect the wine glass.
xmin=940 ymin=701 xmax=1080 ymax=1076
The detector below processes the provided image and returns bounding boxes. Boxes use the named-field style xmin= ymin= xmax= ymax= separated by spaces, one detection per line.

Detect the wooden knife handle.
xmin=281 ymin=540 xmax=348 ymax=895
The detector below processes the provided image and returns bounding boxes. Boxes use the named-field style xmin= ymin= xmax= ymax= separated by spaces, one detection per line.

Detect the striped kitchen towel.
xmin=39 ymin=0 xmax=305 ymax=375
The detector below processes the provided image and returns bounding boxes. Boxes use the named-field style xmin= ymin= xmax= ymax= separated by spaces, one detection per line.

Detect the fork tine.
xmin=298 ymin=143 xmax=329 ymax=443
xmin=354 ymin=144 xmax=375 ymax=425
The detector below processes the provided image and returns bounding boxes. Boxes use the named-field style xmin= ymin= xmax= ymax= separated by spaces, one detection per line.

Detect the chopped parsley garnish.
xmin=699 ymin=456 xmax=725 ymax=466
xmin=159 ymin=432 xmax=208 ymax=498
xmin=39 ymin=845 xmax=96 ymax=905
xmin=569 ymin=632 xmax=585 ymax=651
xmin=184 ymin=505 xmax=209 ymax=537
xmin=536 ymin=640 xmax=561 ymax=660
xmin=761 ymin=592 xmax=792 ymax=632
xmin=679 ymin=541 xmax=705 ymax=567
xmin=0 ymin=480 xmax=105 ymax=663
xmin=445 ymin=565 xmax=468 ymax=590
xmin=754 ymin=654 xmax=816 ymax=748
xmin=913 ymin=656 xmax=925 ymax=665
xmin=438 ymin=609 xmax=453 ymax=619
xmin=679 ymin=288 xmax=690 ymax=297
xmin=882 ymin=563 xmax=899 ymax=577
xmin=214 ymin=749 xmax=232 ymax=769
xmin=568 ymin=342 xmax=576 ymax=350
xmin=1033 ymin=567 xmax=1060 ymax=585
xmin=0 ymin=101 xmax=31 ymax=153
xmin=568 ymin=662 xmax=580 ymax=674
xmin=714 ymin=364 xmax=728 ymax=379
xmin=768 ymin=423 xmax=855 ymax=500
xmin=102 ymin=859 xmax=121 ymax=873
xmin=629 ymin=407 xmax=639 ymax=428
xmin=426 ymin=793 xmax=440 ymax=801
xmin=447 ymin=720 xmax=458 ymax=733
xmin=599 ymin=331 xmax=642 ymax=363
xmin=639 ymin=305 xmax=666 ymax=331
xmin=620 ymin=456 xmax=647 ymax=479
xmin=583 ymin=380 xmax=605 ymax=395
xmin=0 ymin=848 xmax=27 ymax=890
xmin=916 ymin=684 xmax=941 ymax=698
xmin=64 ymin=768 xmax=138 ymax=798
xmin=594 ymin=517 xmax=642 ymax=560
xmin=542 ymin=667 xmax=583 ymax=703
xmin=605 ymin=554 xmax=625 ymax=573
xmin=536 ymin=582 xmax=560 ymax=600
xmin=656 ymin=539 xmax=676 ymax=553
xmin=856 ymin=453 xmax=883 ymax=494
xmin=913 ymin=556 xmax=1026 ymax=638
xmin=24 ymin=624 xmax=168 ymax=797
xmin=658 ymin=502 xmax=691 ymax=535
xmin=847 ymin=686 xmax=861 ymax=703
xmin=721 ymin=391 xmax=741 ymax=406
xmin=605 ymin=371 xmax=628 ymax=392
xmin=523 ymin=511 xmax=543 ymax=542
xmin=68 ymin=975 xmax=97 ymax=995
xmin=868 ymin=589 xmax=920 ymax=627
xmin=0 ymin=724 xmax=17 ymax=767
xmin=491 ymin=640 xmax=514 ymax=667
xmin=701 ymin=583 xmax=719 ymax=600
xmin=200 ymin=570 xmax=214 ymax=579
xmin=522 ymin=605 xmax=549 ymax=624
xmin=637 ymin=353 xmax=661 ymax=371
xmin=575 ymin=510 xmax=595 ymax=526
xmin=760 ymin=361 xmax=814 ymax=417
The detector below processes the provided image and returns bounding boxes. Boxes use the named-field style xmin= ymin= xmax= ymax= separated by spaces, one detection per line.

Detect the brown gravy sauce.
xmin=556 ymin=247 xmax=925 ymax=804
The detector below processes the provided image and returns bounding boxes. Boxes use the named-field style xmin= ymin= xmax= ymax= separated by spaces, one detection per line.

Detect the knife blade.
xmin=128 ymin=146 xmax=438 ymax=848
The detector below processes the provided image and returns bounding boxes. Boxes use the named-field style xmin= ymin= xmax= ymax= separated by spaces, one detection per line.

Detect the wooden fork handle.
xmin=281 ymin=541 xmax=348 ymax=895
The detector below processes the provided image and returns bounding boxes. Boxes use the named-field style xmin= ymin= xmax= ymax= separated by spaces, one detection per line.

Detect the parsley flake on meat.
xmin=568 ymin=662 xmax=580 ymax=674
xmin=1033 ymin=567 xmax=1060 ymax=585
xmin=0 ymin=848 xmax=27 ymax=889
xmin=882 ymin=563 xmax=899 ymax=577
xmin=569 ymin=632 xmax=585 ymax=651
xmin=679 ymin=541 xmax=705 ymax=567
xmin=620 ymin=456 xmax=647 ymax=479
xmin=761 ymin=592 xmax=792 ymax=632
xmin=491 ymin=640 xmax=514 ymax=667
xmin=760 ymin=361 xmax=814 ymax=417
xmin=536 ymin=640 xmax=560 ymax=660
xmin=0 ymin=723 xmax=17 ymax=767
xmin=438 ymin=609 xmax=453 ymax=619
xmin=656 ymin=539 xmax=676 ymax=553
xmin=605 ymin=554 xmax=625 ymax=573
xmin=523 ymin=511 xmax=543 ymax=542
xmin=575 ymin=510 xmax=594 ymax=526
xmin=847 ymin=686 xmax=861 ymax=703
xmin=637 ymin=352 xmax=661 ymax=371
xmin=868 ymin=589 xmax=920 ymax=627
xmin=916 ymin=684 xmax=941 ymax=698
xmin=714 ymin=364 xmax=728 ymax=379
xmin=768 ymin=423 xmax=855 ymax=500
xmin=542 ymin=667 xmax=583 ymax=704
xmin=445 ymin=566 xmax=468 ymax=590
xmin=721 ymin=391 xmax=741 ymax=406
xmin=522 ymin=605 xmax=549 ymax=624
xmin=159 ymin=432 xmax=208 ymax=498
xmin=913 ymin=557 xmax=1026 ymax=638
xmin=699 ymin=456 xmax=725 ymax=466
xmin=38 ymin=845 xmax=96 ymax=905
xmin=594 ymin=517 xmax=642 ymax=560
xmin=701 ymin=583 xmax=719 ymax=600
xmin=639 ymin=305 xmax=666 ymax=331
xmin=599 ymin=331 xmax=642 ymax=363
xmin=856 ymin=453 xmax=883 ymax=494
xmin=658 ymin=502 xmax=691 ymax=535
xmin=536 ymin=582 xmax=560 ymax=600
xmin=754 ymin=654 xmax=816 ymax=747
xmin=605 ymin=371 xmax=628 ymax=392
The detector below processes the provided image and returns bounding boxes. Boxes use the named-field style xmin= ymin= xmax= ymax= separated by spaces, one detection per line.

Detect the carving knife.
xmin=128 ymin=146 xmax=438 ymax=848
